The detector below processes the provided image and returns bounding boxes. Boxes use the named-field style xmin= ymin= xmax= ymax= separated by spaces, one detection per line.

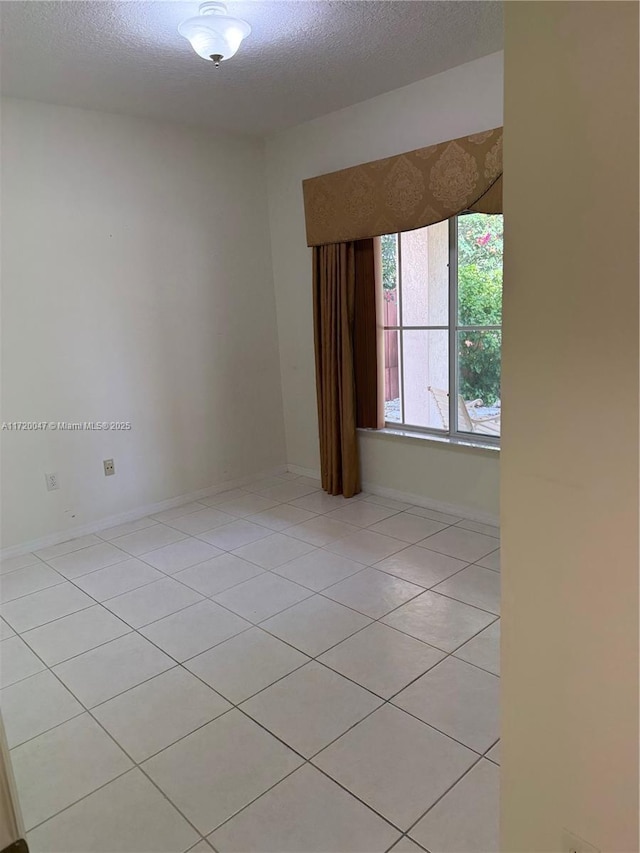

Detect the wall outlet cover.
xmin=103 ymin=459 xmax=115 ymax=476
xmin=45 ymin=472 xmax=59 ymax=491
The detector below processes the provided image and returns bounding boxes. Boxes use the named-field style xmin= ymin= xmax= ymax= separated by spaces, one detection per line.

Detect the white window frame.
xmin=383 ymin=215 xmax=502 ymax=448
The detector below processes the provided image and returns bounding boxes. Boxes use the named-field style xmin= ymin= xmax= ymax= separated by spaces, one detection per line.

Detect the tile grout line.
xmin=4 ymin=491 xmax=500 ymax=844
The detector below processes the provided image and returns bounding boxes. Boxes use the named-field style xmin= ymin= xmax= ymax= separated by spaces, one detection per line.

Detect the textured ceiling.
xmin=0 ymin=1 xmax=503 ymax=136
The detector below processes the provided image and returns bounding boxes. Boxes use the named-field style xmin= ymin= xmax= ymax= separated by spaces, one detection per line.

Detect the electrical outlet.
xmin=562 ymin=829 xmax=600 ymax=853
xmin=45 ymin=472 xmax=59 ymax=491
xmin=103 ymin=458 xmax=115 ymax=476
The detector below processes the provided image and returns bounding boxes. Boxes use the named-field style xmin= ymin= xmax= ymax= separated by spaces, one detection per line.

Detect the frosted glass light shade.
xmin=178 ymin=2 xmax=251 ymax=63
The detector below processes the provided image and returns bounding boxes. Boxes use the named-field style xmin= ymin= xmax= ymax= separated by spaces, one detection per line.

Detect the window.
xmin=382 ymin=213 xmax=503 ymax=443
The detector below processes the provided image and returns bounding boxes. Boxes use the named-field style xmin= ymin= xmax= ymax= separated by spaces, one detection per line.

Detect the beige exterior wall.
xmin=399 ymin=223 xmax=449 ymax=430
xmin=502 ymin=3 xmax=639 ymax=850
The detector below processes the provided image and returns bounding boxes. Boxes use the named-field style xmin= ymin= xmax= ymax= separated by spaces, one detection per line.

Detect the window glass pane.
xmin=381 ymin=233 xmax=399 ymax=303
xmin=400 ymin=222 xmax=448 ymax=326
xmin=381 ymin=234 xmax=401 ymax=423
xmin=457 ymin=214 xmax=503 ymax=326
xmin=457 ymin=330 xmax=501 ymax=436
xmin=403 ymin=330 xmax=448 ymax=429
xmin=384 ymin=328 xmax=401 ymax=423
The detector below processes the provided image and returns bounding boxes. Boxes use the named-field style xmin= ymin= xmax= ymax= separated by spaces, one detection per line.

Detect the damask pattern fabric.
xmin=302 ymin=127 xmax=503 ymax=246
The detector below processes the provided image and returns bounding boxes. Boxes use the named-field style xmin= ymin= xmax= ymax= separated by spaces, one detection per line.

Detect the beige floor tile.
xmin=185 ymin=627 xmax=309 ymax=703
xmin=93 ymin=667 xmax=231 ymax=761
xmin=27 ymin=768 xmax=199 ymax=853
xmin=47 ymin=543 xmax=129 ymax=579
xmin=410 ymin=760 xmax=499 ymax=853
xmin=213 ymin=573 xmax=312 ymax=623
xmin=283 ymin=516 xmax=358 ymax=546
xmin=476 ymin=549 xmax=500 ymax=571
xmin=140 ymin=600 xmax=250 ymax=662
xmin=455 ymin=519 xmax=500 ymax=538
xmin=1 ymin=670 xmax=83 ymax=747
xmin=12 ymin=713 xmax=132 ymax=830
xmin=369 ymin=513 xmax=447 ymax=544
xmin=53 ymin=631 xmax=174 ymax=707
xmin=319 ymin=622 xmax=445 ymax=699
xmin=35 ymin=535 xmax=103 ymax=563
xmin=419 ymin=528 xmax=499 ymax=563
xmin=241 ymin=661 xmax=381 ymax=757
xmin=140 ymin=538 xmax=222 ymax=573
xmin=375 ymin=546 xmax=468 ymax=588
xmin=325 ymin=502 xmax=399 ymax=528
xmin=247 ymin=504 xmax=317 ymax=531
xmin=314 ymin=704 xmax=477 ymax=829
xmin=143 ymin=709 xmax=302 ymax=835
xmin=261 ymin=595 xmax=371 ymax=656
xmin=382 ymin=592 xmax=496 ymax=652
xmin=110 ymin=525 xmax=187 ymax=557
xmin=1 ymin=553 xmax=43 ymax=575
xmin=214 ymin=494 xmax=281 ymax=518
xmin=325 ymin=530 xmax=406 ymax=565
xmin=0 ymin=636 xmax=45 ymax=687
xmin=434 ymin=565 xmax=500 ymax=615
xmin=322 ymin=567 xmax=422 ymax=618
xmin=454 ymin=620 xmax=500 ymax=675
xmin=162 ymin=508 xmax=235 ymax=536
xmin=393 ymin=657 xmax=499 ymax=752
xmin=104 ymin=578 xmax=203 ymax=628
xmin=209 ymin=764 xmax=400 ymax=852
xmin=273 ymin=550 xmax=365 ymax=591
xmin=73 ymin=558 xmax=164 ymax=601
xmin=22 ymin=606 xmax=130 ymax=666
xmin=151 ymin=502 xmax=210 ymax=522
xmin=0 ymin=563 xmax=64 ymax=603
xmin=0 ymin=583 xmax=93 ymax=632
xmin=232 ymin=533 xmax=316 ymax=570
xmin=486 ymin=741 xmax=500 ymax=765
xmin=198 ymin=520 xmax=271 ymax=550
xmin=173 ymin=554 xmax=264 ymax=597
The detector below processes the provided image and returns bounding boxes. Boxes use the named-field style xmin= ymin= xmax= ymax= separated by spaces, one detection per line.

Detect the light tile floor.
xmin=0 ymin=473 xmax=500 ymax=853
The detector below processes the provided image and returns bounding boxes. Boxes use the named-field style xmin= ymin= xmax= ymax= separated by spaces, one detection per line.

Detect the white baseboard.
xmin=286 ymin=464 xmax=321 ymax=479
xmin=1 ymin=465 xmax=288 ymax=560
xmin=287 ymin=464 xmax=499 ymax=527
xmin=4 ymin=461 xmax=498 ymax=560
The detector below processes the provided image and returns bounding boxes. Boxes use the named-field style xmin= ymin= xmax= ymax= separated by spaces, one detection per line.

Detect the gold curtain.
xmin=308 ymin=127 xmax=503 ymax=497
xmin=354 ymin=238 xmax=385 ymax=431
xmin=313 ymin=242 xmax=361 ymax=497
xmin=303 ymin=127 xmax=503 ymax=246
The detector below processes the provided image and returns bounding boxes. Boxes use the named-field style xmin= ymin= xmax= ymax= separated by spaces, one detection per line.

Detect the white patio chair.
xmin=428 ymin=386 xmax=501 ymax=435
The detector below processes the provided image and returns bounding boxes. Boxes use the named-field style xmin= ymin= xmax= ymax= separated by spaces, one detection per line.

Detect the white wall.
xmin=1 ymin=98 xmax=286 ymax=548
xmin=266 ymin=52 xmax=503 ymax=520
xmin=502 ymin=3 xmax=638 ymax=850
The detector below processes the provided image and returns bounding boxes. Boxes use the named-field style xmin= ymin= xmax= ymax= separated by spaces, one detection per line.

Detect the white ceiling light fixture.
xmin=178 ymin=2 xmax=251 ymax=67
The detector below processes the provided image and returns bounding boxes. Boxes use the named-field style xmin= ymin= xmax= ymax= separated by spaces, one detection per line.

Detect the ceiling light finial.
xmin=178 ymin=2 xmax=251 ymax=65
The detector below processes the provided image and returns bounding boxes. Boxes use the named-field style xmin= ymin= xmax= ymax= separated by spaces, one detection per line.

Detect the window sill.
xmin=358 ymin=426 xmax=500 ymax=454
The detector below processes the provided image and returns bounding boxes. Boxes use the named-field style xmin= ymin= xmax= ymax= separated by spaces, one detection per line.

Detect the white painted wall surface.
xmin=1 ymin=98 xmax=286 ymax=548
xmin=266 ymin=52 xmax=503 ymax=519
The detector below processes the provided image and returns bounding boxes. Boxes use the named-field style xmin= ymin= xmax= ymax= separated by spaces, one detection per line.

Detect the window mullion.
xmin=397 ymin=233 xmax=406 ymax=427
xmin=448 ymin=217 xmax=458 ymax=437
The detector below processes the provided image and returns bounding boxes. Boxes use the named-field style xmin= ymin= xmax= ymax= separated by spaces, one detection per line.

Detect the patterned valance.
xmin=302 ymin=127 xmax=503 ymax=246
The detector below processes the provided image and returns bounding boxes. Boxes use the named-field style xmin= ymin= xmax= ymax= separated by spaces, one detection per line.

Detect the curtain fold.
xmin=354 ymin=238 xmax=384 ymax=430
xmin=313 ymin=242 xmax=361 ymax=497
